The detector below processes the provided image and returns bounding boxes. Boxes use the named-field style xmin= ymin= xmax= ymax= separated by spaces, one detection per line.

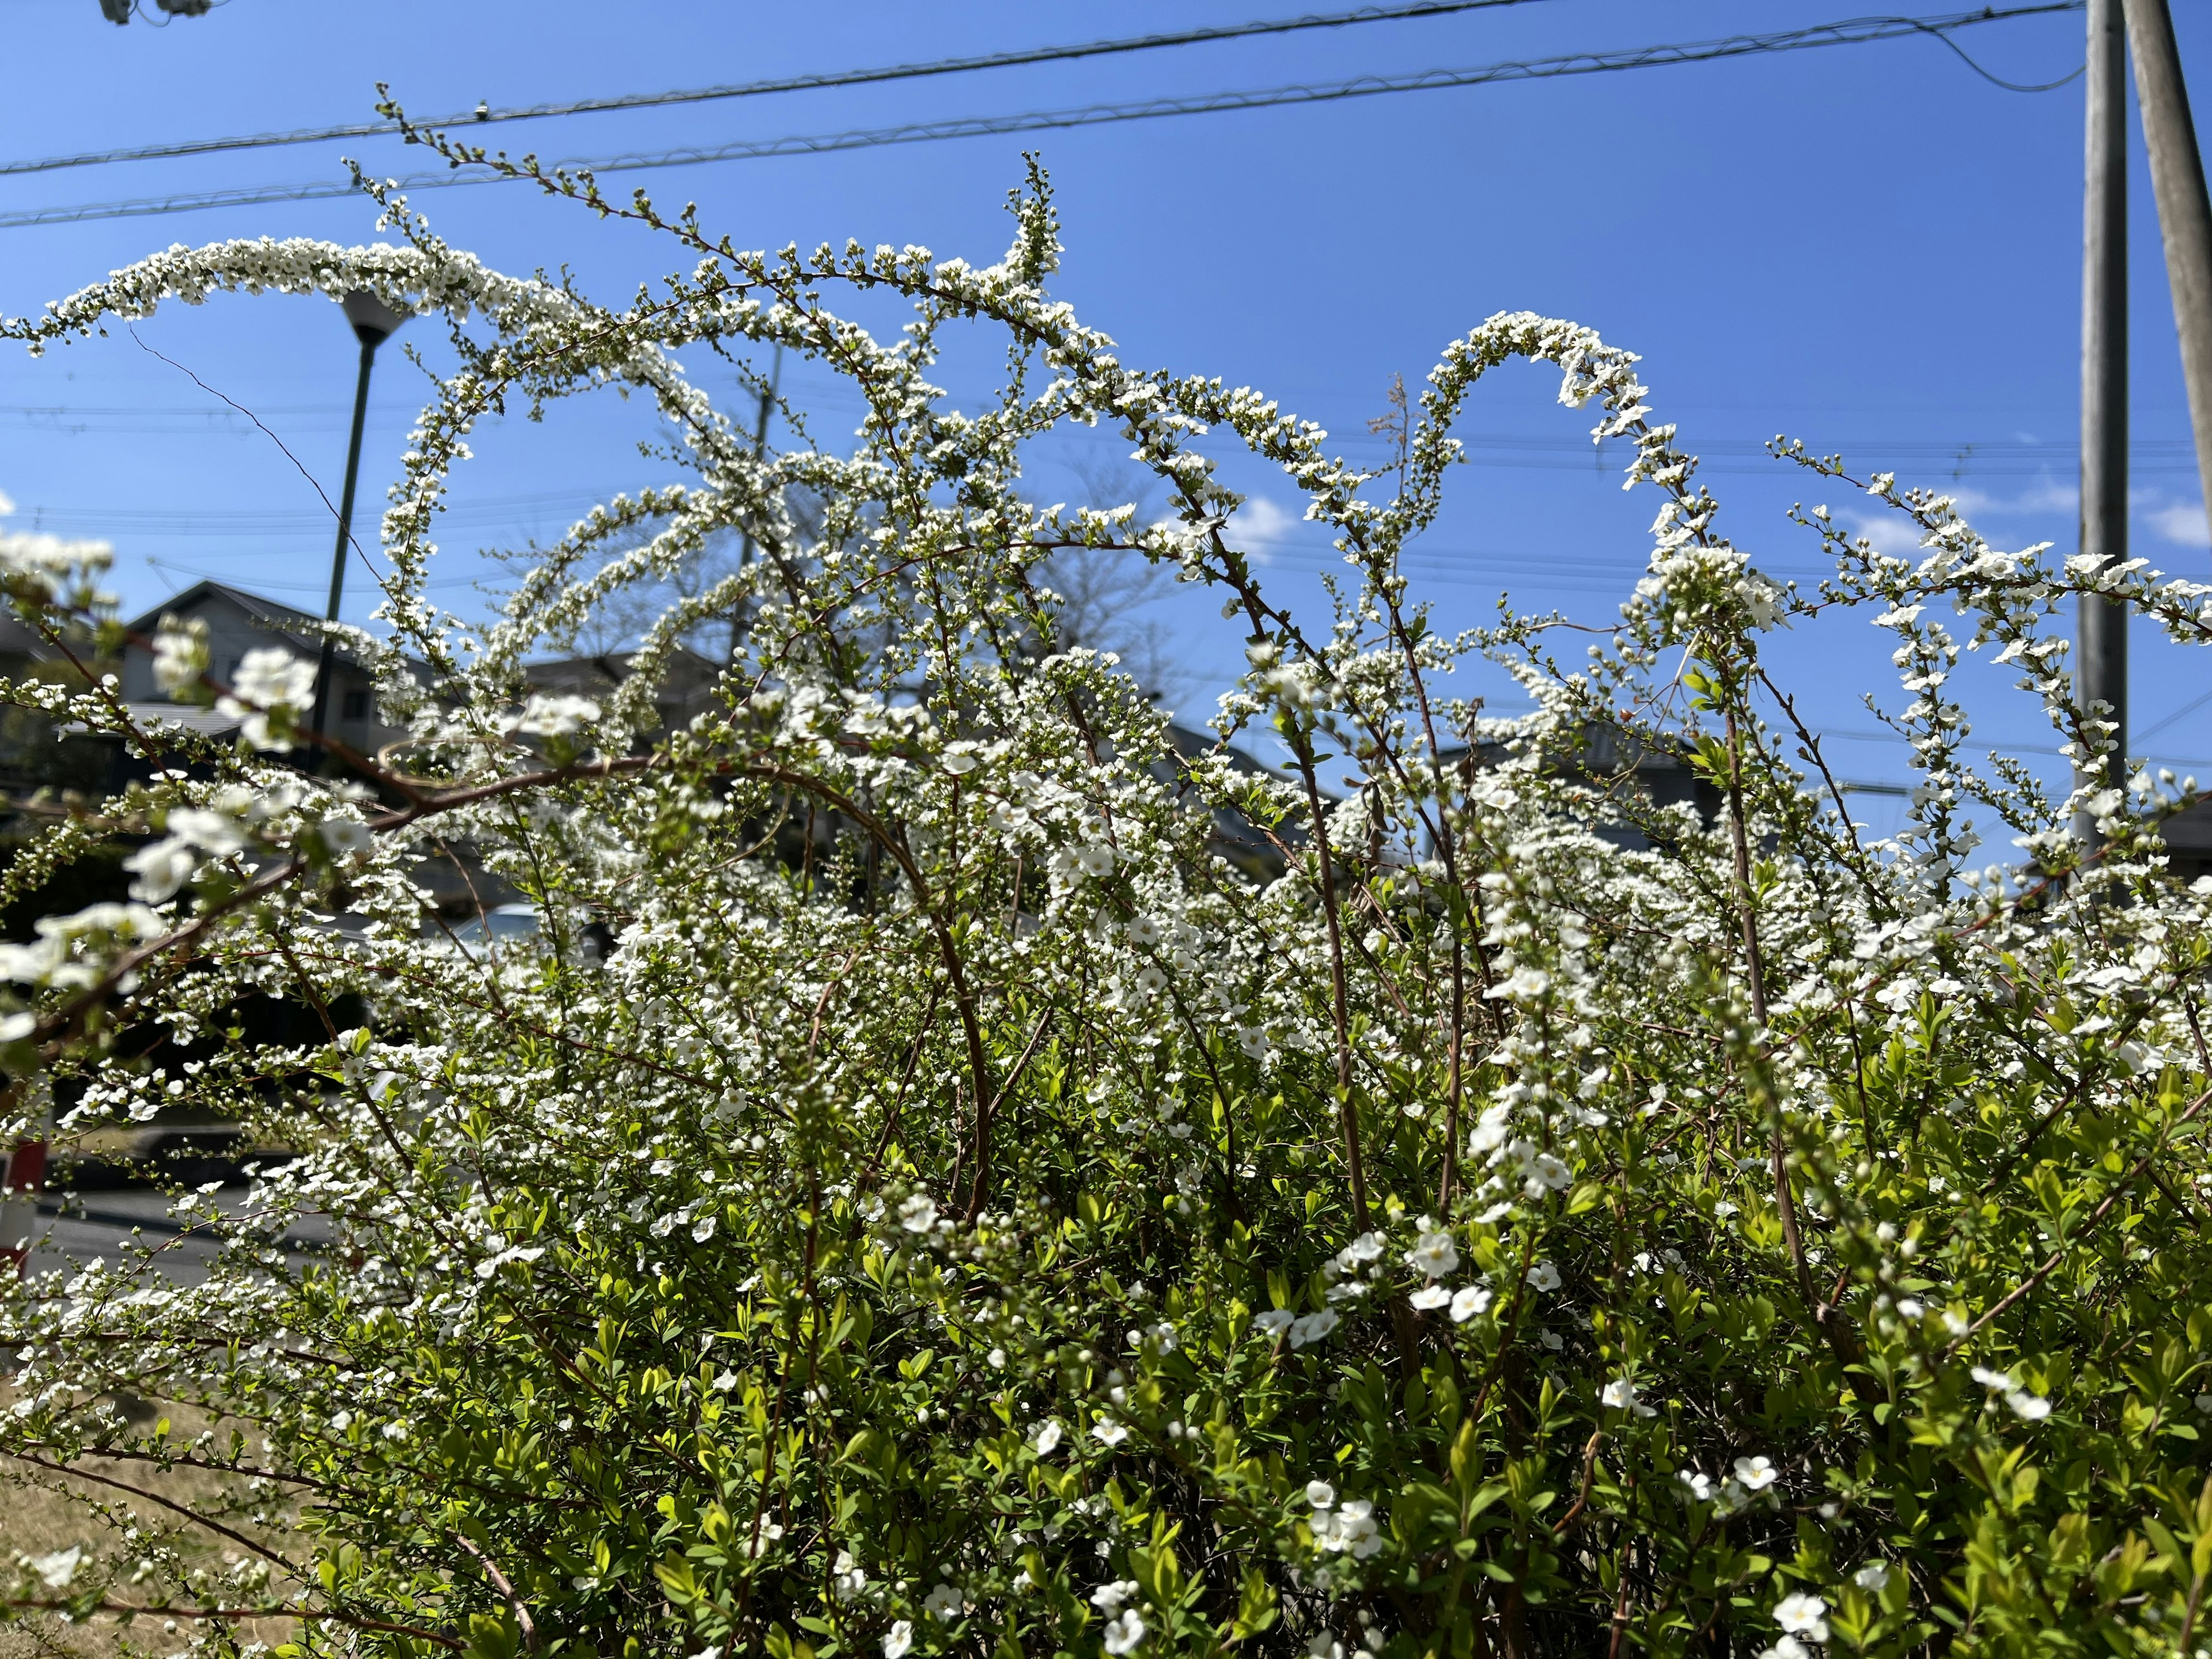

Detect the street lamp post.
xmin=308 ymin=290 xmax=406 ymax=751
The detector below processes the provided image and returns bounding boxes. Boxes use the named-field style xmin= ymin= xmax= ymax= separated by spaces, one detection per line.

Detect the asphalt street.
xmin=24 ymin=1189 xmax=334 ymax=1289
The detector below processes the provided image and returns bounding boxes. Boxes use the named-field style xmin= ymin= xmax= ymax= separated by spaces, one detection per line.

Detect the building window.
xmin=342 ymin=690 xmax=370 ymax=721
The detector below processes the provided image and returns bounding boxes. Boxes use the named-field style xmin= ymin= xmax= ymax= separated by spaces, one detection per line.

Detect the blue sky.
xmin=1 ymin=0 xmax=2206 ymax=831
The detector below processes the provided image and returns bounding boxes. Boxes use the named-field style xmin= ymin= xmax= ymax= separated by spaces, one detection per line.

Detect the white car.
xmin=442 ymin=904 xmax=604 ymax=966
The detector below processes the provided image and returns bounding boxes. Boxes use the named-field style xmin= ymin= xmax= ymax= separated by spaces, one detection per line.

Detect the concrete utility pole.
xmin=2125 ymin=0 xmax=2212 ymax=526
xmin=2080 ymin=0 xmax=2130 ymax=838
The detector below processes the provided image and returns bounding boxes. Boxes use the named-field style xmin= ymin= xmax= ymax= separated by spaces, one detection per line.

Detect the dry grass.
xmin=2 ymin=1400 xmax=300 ymax=1658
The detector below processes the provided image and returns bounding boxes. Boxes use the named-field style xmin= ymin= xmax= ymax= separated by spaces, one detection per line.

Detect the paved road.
xmin=24 ymin=1189 xmax=333 ymax=1288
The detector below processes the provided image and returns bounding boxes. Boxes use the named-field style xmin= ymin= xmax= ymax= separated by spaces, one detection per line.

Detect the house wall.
xmin=118 ymin=589 xmax=406 ymax=755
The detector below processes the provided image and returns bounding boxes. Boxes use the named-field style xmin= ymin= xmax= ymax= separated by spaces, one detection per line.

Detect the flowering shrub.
xmin=4 ymin=154 xmax=2212 ymax=1659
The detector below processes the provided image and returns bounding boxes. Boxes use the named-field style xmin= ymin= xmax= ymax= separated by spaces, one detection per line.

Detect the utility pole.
xmin=2079 ymin=0 xmax=2130 ymax=843
xmin=2124 ymin=0 xmax=2212 ymax=525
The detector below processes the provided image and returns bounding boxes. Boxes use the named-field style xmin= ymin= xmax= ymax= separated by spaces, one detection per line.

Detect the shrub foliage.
xmin=5 ymin=157 xmax=2212 ymax=1659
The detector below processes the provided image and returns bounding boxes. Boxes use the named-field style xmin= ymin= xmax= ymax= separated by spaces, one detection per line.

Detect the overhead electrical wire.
xmin=0 ymin=0 xmax=1549 ymax=180
xmin=0 ymin=3 xmax=2085 ymax=231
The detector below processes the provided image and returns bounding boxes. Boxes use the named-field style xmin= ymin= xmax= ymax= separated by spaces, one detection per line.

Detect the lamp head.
xmin=339 ymin=290 xmax=408 ymax=348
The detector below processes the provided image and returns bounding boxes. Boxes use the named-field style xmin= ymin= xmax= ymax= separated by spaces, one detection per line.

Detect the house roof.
xmin=2162 ymin=797 xmax=2212 ymax=854
xmin=0 ymin=612 xmax=55 ymax=661
xmin=524 ymin=645 xmax=722 ymax=686
xmin=120 ymin=578 xmax=324 ymax=640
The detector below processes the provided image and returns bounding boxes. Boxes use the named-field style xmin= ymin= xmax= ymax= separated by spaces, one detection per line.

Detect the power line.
xmin=0 ymin=4 xmax=2085 ymax=231
xmin=0 ymin=0 xmax=1547 ymax=180
xmin=2137 ymin=683 xmax=2212 ymax=744
xmin=6 ymin=404 xmax=2196 ymax=472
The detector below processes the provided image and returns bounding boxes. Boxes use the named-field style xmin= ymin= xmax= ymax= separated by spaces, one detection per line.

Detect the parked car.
xmin=441 ymin=904 xmax=605 ymax=967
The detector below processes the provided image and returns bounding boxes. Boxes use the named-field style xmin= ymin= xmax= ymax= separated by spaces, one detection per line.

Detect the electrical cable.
xmin=0 ymin=3 xmax=2085 ymax=231
xmin=1911 ymin=16 xmax=2086 ymax=89
xmin=5 ymin=404 xmax=2195 ymax=474
xmin=0 ymin=0 xmax=1549 ymax=180
xmin=2136 ymin=683 xmax=2212 ymax=744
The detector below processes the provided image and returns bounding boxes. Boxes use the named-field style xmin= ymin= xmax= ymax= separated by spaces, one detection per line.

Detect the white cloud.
xmin=1842 ymin=511 xmax=1928 ymax=560
xmin=1946 ymin=479 xmax=2077 ymax=516
xmin=2146 ymin=499 xmax=2210 ymax=548
xmin=1232 ymin=496 xmax=1305 ymax=546
xmin=0 ymin=488 xmax=14 ymax=516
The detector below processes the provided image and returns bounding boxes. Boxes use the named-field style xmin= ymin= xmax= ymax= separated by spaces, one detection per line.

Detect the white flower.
xmin=691 ymin=1213 xmax=717 ymax=1243
xmin=1526 ymin=1262 xmax=1561 ymax=1293
xmin=1237 ymin=1026 xmax=1272 ymax=1061
xmin=1450 ymin=1285 xmax=1492 ymax=1322
xmin=1314 ymin=1497 xmax=1382 ymax=1558
xmin=0 ymin=528 xmax=109 ymax=597
xmin=1468 ymin=1103 xmax=1513 ymax=1154
xmin=316 ymin=817 xmax=374 ymax=859
xmin=151 ymin=615 xmax=209 ymax=693
xmin=743 ymin=1521 xmax=785 ymax=1558
xmin=2005 ymin=1391 xmax=2051 ymax=1420
xmin=1092 ymin=1417 xmax=1129 ymax=1446
xmin=1601 ymin=1378 xmax=1656 ymax=1416
xmin=1287 ymin=1310 xmax=1339 ymax=1348
xmin=1522 ymin=1152 xmax=1573 ymax=1194
xmin=216 ymin=647 xmax=315 ymax=750
xmin=1102 ymin=1609 xmax=1146 ymax=1655
xmin=1308 ymin=1638 xmax=1347 ymax=1659
xmin=1772 ymin=1593 xmax=1828 ymax=1641
xmin=1733 ymin=1455 xmax=1777 ymax=1492
xmin=1408 ymin=1284 xmax=1452 ymax=1310
xmin=1252 ymin=1308 xmax=1296 ymax=1338
xmin=1737 ymin=571 xmax=1786 ymax=630
xmin=123 ymin=837 xmax=198 ymax=903
xmin=1852 ymin=1562 xmax=1889 ymax=1591
xmin=897 ymin=1194 xmax=938 ymax=1234
xmin=1336 ymin=1232 xmax=1386 ymax=1269
xmin=882 ymin=1619 xmax=914 ymax=1659
xmin=941 ymin=745 xmax=980 ymax=775
xmin=1677 ymin=1469 xmax=1713 ymax=1502
xmin=1758 ymin=1638 xmax=1810 ymax=1659
xmin=1405 ymin=1230 xmax=1459 ymax=1279
xmin=1090 ymin=1580 xmax=1138 ymax=1611
xmin=1969 ymin=1366 xmax=2014 ymax=1391
xmin=1305 ymin=1479 xmax=1336 ymax=1509
xmin=513 ymin=693 xmax=600 ymax=737
xmin=1074 ymin=843 xmax=1116 ymax=878
xmin=29 ymin=1546 xmax=81 ymax=1589
xmin=923 ymin=1582 xmax=964 ymax=1621
xmin=1032 ymin=1419 xmax=1064 ymax=1455
xmin=166 ymin=806 xmax=244 ymax=855
xmin=1487 ymin=965 xmax=1551 ymax=1001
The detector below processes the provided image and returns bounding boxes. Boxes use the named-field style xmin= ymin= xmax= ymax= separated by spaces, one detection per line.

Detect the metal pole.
xmin=2079 ymin=0 xmax=2130 ymax=842
xmin=2125 ymin=0 xmax=2212 ymax=529
xmin=308 ymin=335 xmax=378 ymax=745
xmin=728 ymin=343 xmax=783 ymax=666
